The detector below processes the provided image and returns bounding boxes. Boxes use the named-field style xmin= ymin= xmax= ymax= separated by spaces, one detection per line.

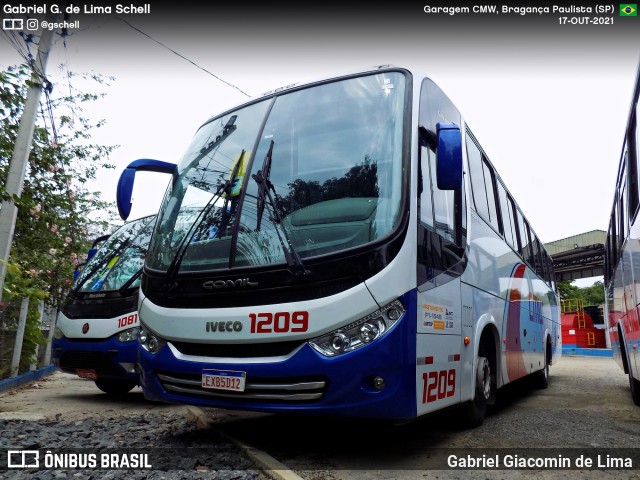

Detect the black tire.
xmin=629 ymin=371 xmax=640 ymax=406
xmin=462 ymin=355 xmax=492 ymax=428
xmin=533 ymin=345 xmax=550 ymax=389
xmin=95 ymin=379 xmax=137 ymax=396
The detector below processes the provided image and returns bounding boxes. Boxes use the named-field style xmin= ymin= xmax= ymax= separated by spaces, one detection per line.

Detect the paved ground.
xmin=0 ymin=372 xmax=180 ymax=421
xmin=206 ymin=355 xmax=640 ymax=479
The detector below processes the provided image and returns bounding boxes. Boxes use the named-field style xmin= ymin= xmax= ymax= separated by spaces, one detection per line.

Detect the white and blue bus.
xmin=52 ymin=214 xmax=157 ymax=395
xmin=119 ymin=65 xmax=561 ymax=425
xmin=604 ymin=58 xmax=640 ymax=405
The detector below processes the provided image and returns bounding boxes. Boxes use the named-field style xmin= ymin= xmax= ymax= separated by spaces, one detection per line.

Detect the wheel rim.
xmin=477 ymin=357 xmax=491 ymax=400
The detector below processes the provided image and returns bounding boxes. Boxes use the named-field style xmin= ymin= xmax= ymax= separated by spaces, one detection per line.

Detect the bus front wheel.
xmin=463 ymin=355 xmax=492 ymax=428
xmin=95 ymin=379 xmax=137 ymax=396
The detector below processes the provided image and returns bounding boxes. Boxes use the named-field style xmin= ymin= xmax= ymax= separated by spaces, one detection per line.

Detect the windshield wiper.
xmin=165 ymin=150 xmax=245 ymax=286
xmin=117 ymin=268 xmax=143 ymax=295
xmin=252 ymin=140 xmax=308 ymax=277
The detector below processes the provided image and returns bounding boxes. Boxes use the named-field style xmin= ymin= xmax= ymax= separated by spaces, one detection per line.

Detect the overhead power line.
xmin=118 ymin=18 xmax=251 ymax=98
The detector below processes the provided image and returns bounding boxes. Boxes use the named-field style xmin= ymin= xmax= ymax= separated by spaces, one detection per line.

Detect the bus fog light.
xmin=359 ymin=323 xmax=379 ymax=343
xmin=373 ymin=376 xmax=386 ymax=391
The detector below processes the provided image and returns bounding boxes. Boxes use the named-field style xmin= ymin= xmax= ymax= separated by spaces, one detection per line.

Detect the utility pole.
xmin=0 ymin=24 xmax=55 ymax=304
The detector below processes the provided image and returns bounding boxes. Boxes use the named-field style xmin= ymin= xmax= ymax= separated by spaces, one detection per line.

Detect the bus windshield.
xmin=147 ymin=71 xmax=407 ymax=273
xmin=74 ymin=215 xmax=156 ymax=293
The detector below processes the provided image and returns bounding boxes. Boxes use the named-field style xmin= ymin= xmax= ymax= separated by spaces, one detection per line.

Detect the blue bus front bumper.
xmin=138 ymin=297 xmax=418 ymax=419
xmin=52 ymin=336 xmax=139 ymax=382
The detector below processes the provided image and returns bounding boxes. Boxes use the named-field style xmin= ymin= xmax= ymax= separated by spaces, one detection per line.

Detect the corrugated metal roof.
xmin=544 ymin=230 xmax=606 ymax=255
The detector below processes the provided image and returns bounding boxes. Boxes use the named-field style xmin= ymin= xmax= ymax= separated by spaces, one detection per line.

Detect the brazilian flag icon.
xmin=620 ymin=4 xmax=637 ymax=15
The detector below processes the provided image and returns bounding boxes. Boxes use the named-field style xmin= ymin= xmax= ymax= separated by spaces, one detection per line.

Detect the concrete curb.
xmin=0 ymin=364 xmax=56 ymax=394
xmin=562 ymin=347 xmax=613 ymax=357
xmin=185 ymin=406 xmax=305 ymax=480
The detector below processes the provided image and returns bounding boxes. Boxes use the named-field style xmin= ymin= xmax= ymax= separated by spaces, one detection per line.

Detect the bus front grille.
xmin=156 ymin=371 xmax=327 ymax=403
xmin=170 ymin=340 xmax=305 ymax=358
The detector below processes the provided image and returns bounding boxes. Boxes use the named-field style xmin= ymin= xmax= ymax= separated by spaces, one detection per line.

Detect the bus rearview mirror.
xmin=435 ymin=122 xmax=463 ymax=190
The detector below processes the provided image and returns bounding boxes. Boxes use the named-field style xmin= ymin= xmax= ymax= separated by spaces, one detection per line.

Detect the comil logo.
xmin=7 ymin=450 xmax=39 ymax=468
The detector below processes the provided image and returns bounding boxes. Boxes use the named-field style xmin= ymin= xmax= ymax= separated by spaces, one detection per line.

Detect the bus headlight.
xmin=309 ymin=299 xmax=405 ymax=357
xmin=116 ymin=327 xmax=139 ymax=343
xmin=53 ymin=327 xmax=64 ymax=340
xmin=138 ymin=324 xmax=166 ymax=354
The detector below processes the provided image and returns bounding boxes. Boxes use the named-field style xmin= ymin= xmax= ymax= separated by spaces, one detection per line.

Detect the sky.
xmin=1 ymin=2 xmax=640 ymax=286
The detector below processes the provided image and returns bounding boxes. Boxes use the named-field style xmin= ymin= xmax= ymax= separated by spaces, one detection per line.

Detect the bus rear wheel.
xmin=95 ymin=379 xmax=137 ymax=396
xmin=463 ymin=355 xmax=492 ymax=428
xmin=533 ymin=344 xmax=550 ymax=389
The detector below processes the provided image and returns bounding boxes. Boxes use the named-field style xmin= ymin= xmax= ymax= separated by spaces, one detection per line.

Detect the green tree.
xmin=557 ymin=280 xmax=582 ymax=301
xmin=583 ymin=280 xmax=605 ymax=306
xmin=557 ymin=279 xmax=605 ymax=306
xmin=0 ymin=63 xmax=119 ymax=376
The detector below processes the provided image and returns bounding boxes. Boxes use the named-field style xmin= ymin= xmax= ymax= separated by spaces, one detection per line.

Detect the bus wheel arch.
xmin=619 ymin=323 xmax=640 ymax=406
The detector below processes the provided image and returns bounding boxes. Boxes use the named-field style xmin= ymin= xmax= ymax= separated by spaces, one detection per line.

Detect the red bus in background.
xmin=604 ymin=57 xmax=640 ymax=405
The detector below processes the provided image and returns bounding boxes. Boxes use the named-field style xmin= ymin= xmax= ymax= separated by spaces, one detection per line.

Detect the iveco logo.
xmin=203 ymin=278 xmax=259 ymax=289
xmin=206 ymin=321 xmax=243 ymax=333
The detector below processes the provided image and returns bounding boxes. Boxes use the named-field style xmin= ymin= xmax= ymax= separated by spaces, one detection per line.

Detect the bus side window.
xmin=515 ymin=208 xmax=533 ymax=266
xmin=466 ymin=135 xmax=490 ymax=220
xmin=482 ymin=160 xmax=499 ymax=232
xmin=629 ymin=106 xmax=639 ymax=220
xmin=497 ymin=181 xmax=516 ymax=249
xmin=417 ymin=78 xmax=467 ymax=285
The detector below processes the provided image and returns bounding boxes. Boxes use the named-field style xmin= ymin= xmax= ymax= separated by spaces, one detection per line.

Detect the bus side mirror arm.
xmin=435 ymin=122 xmax=463 ymax=190
xmin=116 ymin=159 xmax=178 ymax=220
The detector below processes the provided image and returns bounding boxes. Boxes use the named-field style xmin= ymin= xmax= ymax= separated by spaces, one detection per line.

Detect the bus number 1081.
xmin=117 ymin=313 xmax=138 ymax=328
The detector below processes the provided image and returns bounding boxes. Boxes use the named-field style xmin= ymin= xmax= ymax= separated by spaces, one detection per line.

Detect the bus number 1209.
xmin=250 ymin=311 xmax=309 ymax=334
xmin=422 ymin=369 xmax=456 ymax=403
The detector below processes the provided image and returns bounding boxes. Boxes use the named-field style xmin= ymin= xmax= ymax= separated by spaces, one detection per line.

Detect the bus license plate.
xmin=76 ymin=369 xmax=97 ymax=380
xmin=202 ymin=369 xmax=246 ymax=392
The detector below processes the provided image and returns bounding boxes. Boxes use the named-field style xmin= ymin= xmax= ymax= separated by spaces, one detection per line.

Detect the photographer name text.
xmin=3 ymin=3 xmax=151 ymax=15
xmin=448 ymin=453 xmax=633 ymax=469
